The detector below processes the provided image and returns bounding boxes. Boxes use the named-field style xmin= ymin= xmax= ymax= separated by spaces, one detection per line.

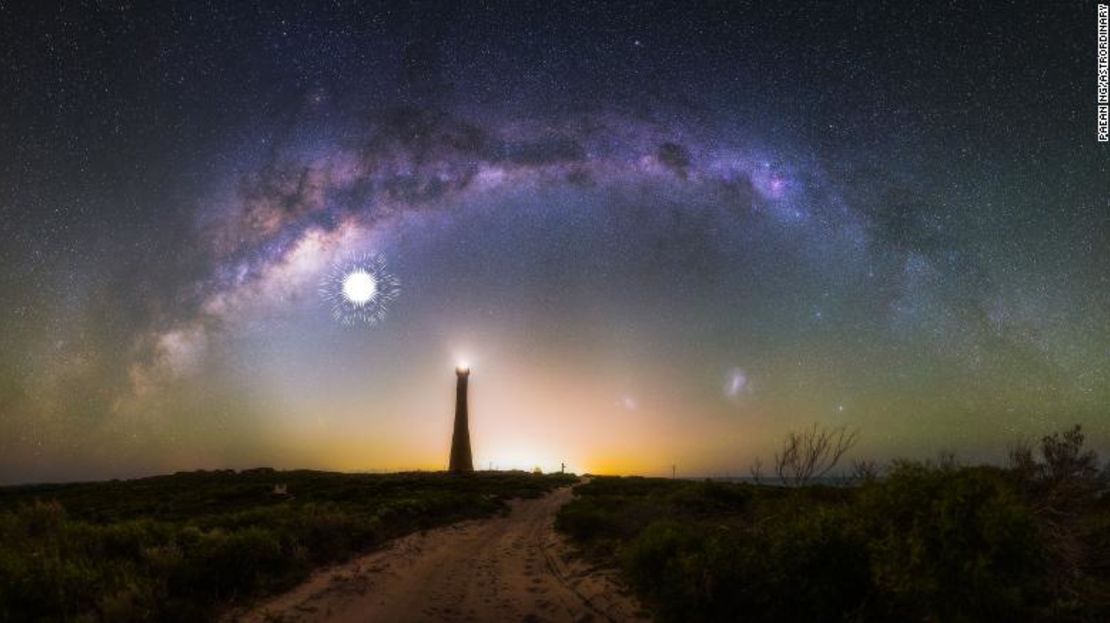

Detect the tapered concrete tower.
xmin=449 ymin=366 xmax=474 ymax=473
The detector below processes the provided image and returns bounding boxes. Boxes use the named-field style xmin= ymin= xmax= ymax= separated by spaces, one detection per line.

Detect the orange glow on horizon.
xmin=225 ymin=348 xmax=794 ymax=481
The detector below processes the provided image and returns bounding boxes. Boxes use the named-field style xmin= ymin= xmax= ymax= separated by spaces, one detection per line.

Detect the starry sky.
xmin=1 ymin=1 xmax=1107 ymax=483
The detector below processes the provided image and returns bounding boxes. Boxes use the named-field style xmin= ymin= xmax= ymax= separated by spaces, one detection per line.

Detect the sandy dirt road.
xmin=232 ymin=483 xmax=648 ymax=623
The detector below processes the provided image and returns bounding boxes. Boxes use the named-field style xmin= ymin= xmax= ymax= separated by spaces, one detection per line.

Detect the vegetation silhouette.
xmin=556 ymin=425 xmax=1110 ymax=622
xmin=3 ymin=425 xmax=1109 ymax=621
xmin=0 ymin=469 xmax=574 ymax=621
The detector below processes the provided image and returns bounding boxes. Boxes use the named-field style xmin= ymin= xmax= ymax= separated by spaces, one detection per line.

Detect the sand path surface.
xmin=231 ymin=483 xmax=648 ymax=623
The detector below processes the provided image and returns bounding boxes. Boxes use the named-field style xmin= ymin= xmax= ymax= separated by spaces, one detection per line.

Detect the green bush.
xmin=0 ymin=470 xmax=576 ymax=621
xmin=559 ymin=464 xmax=1109 ymax=622
xmin=554 ymin=500 xmax=622 ymax=542
xmin=664 ymin=480 xmax=752 ymax=517
xmin=621 ymin=510 xmax=869 ymax=622
xmin=622 ymin=520 xmax=711 ymax=617
xmin=857 ymin=463 xmax=1048 ymax=619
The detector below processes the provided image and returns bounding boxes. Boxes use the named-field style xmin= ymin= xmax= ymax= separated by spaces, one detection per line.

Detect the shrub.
xmin=559 ymin=466 xmax=1095 ymax=622
xmin=856 ymin=462 xmax=1048 ymax=619
xmin=0 ymin=470 xmax=575 ymax=621
xmin=664 ymin=481 xmax=751 ymax=517
xmin=554 ymin=500 xmax=622 ymax=542
xmin=621 ymin=510 xmax=870 ymax=622
xmin=622 ymin=520 xmax=711 ymax=617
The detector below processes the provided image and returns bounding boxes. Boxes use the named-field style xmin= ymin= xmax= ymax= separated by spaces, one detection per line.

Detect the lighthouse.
xmin=449 ymin=366 xmax=474 ymax=473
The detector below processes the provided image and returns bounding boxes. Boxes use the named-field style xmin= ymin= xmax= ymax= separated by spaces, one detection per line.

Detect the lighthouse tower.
xmin=449 ymin=366 xmax=474 ymax=473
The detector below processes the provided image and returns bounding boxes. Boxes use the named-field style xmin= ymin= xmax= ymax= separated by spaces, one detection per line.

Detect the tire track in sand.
xmin=231 ymin=482 xmax=648 ymax=623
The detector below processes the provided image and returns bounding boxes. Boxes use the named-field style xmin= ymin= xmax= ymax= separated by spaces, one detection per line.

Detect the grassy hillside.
xmin=0 ymin=469 xmax=576 ymax=621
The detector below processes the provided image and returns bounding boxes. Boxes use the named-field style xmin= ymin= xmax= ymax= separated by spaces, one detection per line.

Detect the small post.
xmin=671 ymin=464 xmax=676 ymax=480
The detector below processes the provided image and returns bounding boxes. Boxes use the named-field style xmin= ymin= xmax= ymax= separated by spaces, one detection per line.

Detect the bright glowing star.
xmin=319 ymin=253 xmax=400 ymax=326
xmin=342 ymin=270 xmax=377 ymax=306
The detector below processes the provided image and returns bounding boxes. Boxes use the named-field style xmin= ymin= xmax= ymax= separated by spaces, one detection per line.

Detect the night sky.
xmin=1 ymin=1 xmax=1107 ymax=483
